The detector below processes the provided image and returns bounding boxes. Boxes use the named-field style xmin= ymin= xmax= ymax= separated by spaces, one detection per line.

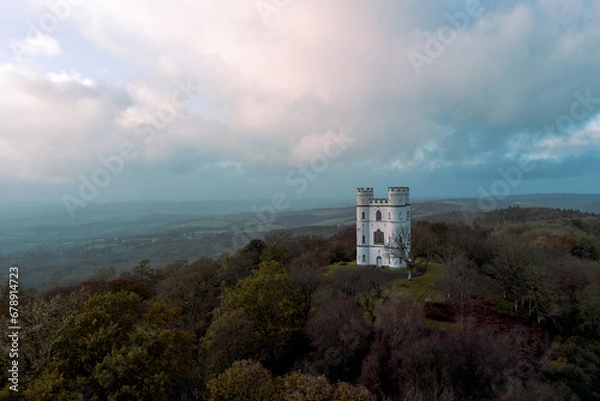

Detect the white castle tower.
xmin=356 ymin=187 xmax=411 ymax=268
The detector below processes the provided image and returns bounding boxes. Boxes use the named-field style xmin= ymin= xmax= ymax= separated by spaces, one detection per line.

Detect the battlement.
xmin=358 ymin=186 xmax=409 ymax=206
xmin=357 ymin=187 xmax=374 ymax=206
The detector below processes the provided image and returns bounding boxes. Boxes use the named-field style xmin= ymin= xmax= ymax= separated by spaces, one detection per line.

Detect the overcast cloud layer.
xmin=1 ymin=0 xmax=600 ymax=210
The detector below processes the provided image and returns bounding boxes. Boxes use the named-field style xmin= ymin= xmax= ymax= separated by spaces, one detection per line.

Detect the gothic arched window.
xmin=376 ymin=210 xmax=382 ymax=221
xmin=374 ymin=229 xmax=384 ymax=245
xmin=362 ymin=235 xmax=365 ymax=244
xmin=361 ymin=212 xmax=365 ymax=220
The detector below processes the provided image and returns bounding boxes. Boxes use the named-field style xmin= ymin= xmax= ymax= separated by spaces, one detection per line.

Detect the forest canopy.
xmin=1 ymin=206 xmax=599 ymax=400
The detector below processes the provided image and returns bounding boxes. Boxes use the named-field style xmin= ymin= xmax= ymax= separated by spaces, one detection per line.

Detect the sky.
xmin=1 ymin=0 xmax=600 ymax=213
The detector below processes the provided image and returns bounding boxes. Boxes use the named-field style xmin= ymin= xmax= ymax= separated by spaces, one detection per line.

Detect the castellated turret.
xmin=388 ymin=186 xmax=409 ymax=206
xmin=356 ymin=187 xmax=374 ymax=206
xmin=356 ymin=186 xmax=411 ymax=269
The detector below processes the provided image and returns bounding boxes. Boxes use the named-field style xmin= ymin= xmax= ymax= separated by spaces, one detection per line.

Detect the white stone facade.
xmin=356 ymin=187 xmax=411 ymax=268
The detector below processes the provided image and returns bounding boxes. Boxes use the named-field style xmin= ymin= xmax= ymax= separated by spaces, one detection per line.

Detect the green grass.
xmin=326 ymin=259 xmax=446 ymax=304
xmin=490 ymin=294 xmax=519 ymax=315
xmin=425 ymin=319 xmax=455 ymax=330
xmin=328 ymin=260 xmax=357 ymax=271
xmin=386 ymin=261 xmax=446 ymax=304
xmin=328 ymin=260 xmax=456 ymax=330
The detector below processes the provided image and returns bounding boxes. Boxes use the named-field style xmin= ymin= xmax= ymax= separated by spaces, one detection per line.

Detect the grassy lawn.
xmin=327 ymin=260 xmax=455 ymax=329
xmin=328 ymin=260 xmax=357 ymax=271
xmin=490 ymin=294 xmax=519 ymax=315
xmin=385 ymin=261 xmax=446 ymax=304
xmin=327 ymin=259 xmax=446 ymax=305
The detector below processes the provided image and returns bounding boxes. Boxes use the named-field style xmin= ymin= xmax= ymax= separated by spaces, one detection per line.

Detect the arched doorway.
xmin=376 ymin=256 xmax=382 ymax=267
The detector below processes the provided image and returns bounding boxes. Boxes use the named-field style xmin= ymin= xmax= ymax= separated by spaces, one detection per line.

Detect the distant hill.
xmin=411 ymin=193 xmax=600 ymax=223
xmin=436 ymin=193 xmax=600 ymax=211
xmin=580 ymin=201 xmax=600 ymax=214
xmin=2 ymin=193 xmax=598 ymax=291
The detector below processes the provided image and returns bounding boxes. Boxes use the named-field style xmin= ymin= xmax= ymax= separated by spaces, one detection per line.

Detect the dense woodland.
xmin=1 ymin=206 xmax=600 ymax=400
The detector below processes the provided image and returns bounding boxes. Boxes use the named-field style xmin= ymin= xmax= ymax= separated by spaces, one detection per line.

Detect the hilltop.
xmin=1 ymin=193 xmax=599 ymax=290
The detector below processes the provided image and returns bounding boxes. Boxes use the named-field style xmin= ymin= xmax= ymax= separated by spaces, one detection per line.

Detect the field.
xmin=386 ymin=261 xmax=445 ymax=304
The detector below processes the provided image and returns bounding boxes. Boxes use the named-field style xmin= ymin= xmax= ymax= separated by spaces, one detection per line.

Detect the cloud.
xmin=10 ymin=33 xmax=62 ymax=58
xmin=2 ymin=0 xmax=600 ymax=201
xmin=0 ymin=62 xmax=129 ymax=182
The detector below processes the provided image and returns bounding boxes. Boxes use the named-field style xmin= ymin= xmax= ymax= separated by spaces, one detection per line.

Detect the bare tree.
xmin=411 ymin=223 xmax=437 ymax=271
xmin=441 ymin=254 xmax=476 ymax=326
xmin=494 ymin=244 xmax=526 ymax=313
xmin=389 ymin=226 xmax=414 ymax=280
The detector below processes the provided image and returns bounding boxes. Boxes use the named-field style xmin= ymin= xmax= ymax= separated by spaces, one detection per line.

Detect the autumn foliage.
xmin=1 ymin=208 xmax=599 ymax=400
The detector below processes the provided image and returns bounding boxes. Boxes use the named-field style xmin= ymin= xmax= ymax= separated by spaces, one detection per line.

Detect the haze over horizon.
xmin=2 ymin=1 xmax=600 ymax=211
